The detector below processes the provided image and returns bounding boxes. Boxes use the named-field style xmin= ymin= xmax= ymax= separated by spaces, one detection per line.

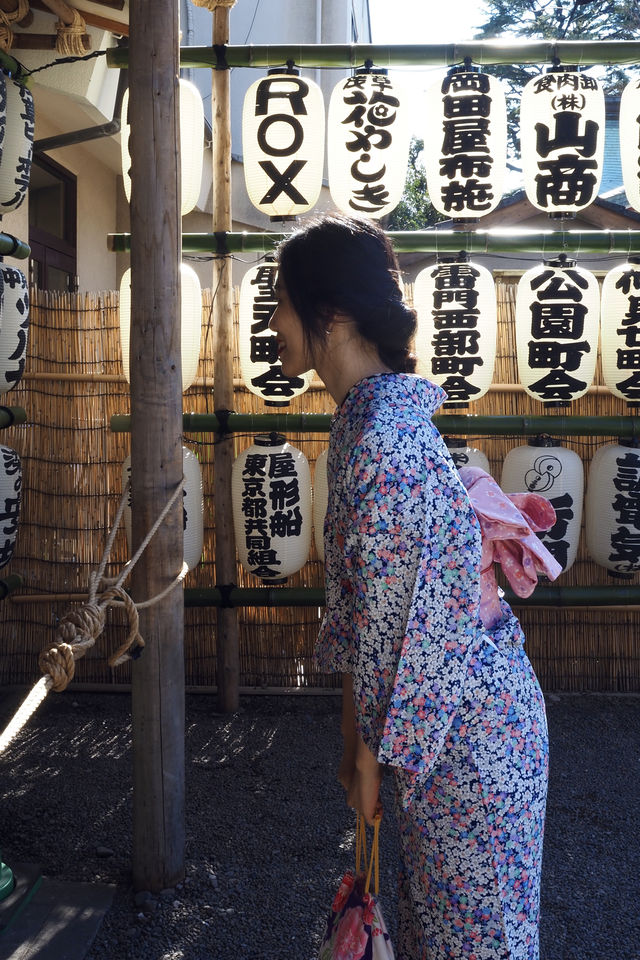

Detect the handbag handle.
xmin=355 ymin=809 xmax=381 ymax=896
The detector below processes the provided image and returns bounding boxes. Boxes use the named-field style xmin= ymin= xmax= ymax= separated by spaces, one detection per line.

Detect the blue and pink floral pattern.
xmin=317 ymin=374 xmax=548 ymax=960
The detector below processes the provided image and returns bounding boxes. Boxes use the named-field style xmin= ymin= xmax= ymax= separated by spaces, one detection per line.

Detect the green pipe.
xmin=0 ymin=407 xmax=26 ymax=428
xmin=0 ymin=574 xmax=22 ymax=600
xmin=0 ymin=234 xmax=29 ymax=260
xmin=107 ymin=229 xmax=640 ymax=257
xmin=107 ymin=40 xmax=640 ymax=70
xmin=0 ymin=48 xmax=23 ymax=79
xmin=184 ymin=585 xmax=640 ymax=607
xmin=112 ymin=413 xmax=640 ymax=438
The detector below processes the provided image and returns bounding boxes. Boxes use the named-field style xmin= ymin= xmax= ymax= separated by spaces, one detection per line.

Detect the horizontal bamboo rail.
xmin=0 ymin=574 xmax=22 ymax=599
xmin=0 ymin=234 xmax=30 ymax=259
xmin=108 ymin=229 xmax=640 ymax=257
xmin=106 ymin=40 xmax=640 ymax=70
xmin=0 ymin=407 xmax=26 ymax=428
xmin=111 ymin=412 xmax=640 ymax=438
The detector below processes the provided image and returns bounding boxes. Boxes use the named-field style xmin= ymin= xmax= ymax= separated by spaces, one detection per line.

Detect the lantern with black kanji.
xmin=521 ymin=69 xmax=604 ymax=215
xmin=413 ymin=256 xmax=496 ymax=406
xmin=0 ymin=445 xmax=21 ymax=570
xmin=313 ymin=449 xmax=328 ymax=563
xmin=501 ymin=438 xmax=583 ymax=574
xmin=0 ymin=266 xmax=29 ymax=394
xmin=445 ymin=438 xmax=491 ymax=476
xmin=120 ymin=263 xmax=202 ymax=392
xmin=123 ymin=445 xmax=204 ymax=572
xmin=0 ymin=74 xmax=34 ymax=213
xmin=238 ymin=262 xmax=312 ymax=403
xmin=423 ymin=68 xmax=507 ymax=219
xmin=601 ymin=260 xmax=640 ymax=404
xmin=328 ymin=70 xmax=411 ymax=219
xmin=620 ymin=78 xmax=640 ymax=213
xmin=121 ymin=79 xmax=204 ymax=216
xmin=515 ymin=257 xmax=599 ymax=405
xmin=586 ymin=442 xmax=640 ymax=575
xmin=232 ymin=434 xmax=312 ymax=583
xmin=242 ymin=70 xmax=325 ymax=218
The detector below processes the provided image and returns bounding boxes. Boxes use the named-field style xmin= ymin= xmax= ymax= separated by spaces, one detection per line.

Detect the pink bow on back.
xmin=458 ymin=465 xmax=563 ymax=630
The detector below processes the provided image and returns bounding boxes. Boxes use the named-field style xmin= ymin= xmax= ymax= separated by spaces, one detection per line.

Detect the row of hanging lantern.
xmin=241 ymin=64 xmax=640 ymax=221
xmin=229 ymin=432 xmax=640 ymax=583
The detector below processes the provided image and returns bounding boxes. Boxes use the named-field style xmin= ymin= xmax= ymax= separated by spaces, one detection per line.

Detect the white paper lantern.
xmin=586 ymin=442 xmax=640 ymax=575
xmin=423 ymin=69 xmax=507 ymax=219
xmin=120 ymin=263 xmax=201 ymax=392
xmin=238 ymin=262 xmax=312 ymax=403
xmin=501 ymin=440 xmax=583 ymax=574
xmin=0 ymin=266 xmax=29 ymax=395
xmin=232 ymin=433 xmax=312 ymax=582
xmin=0 ymin=75 xmax=34 ymax=213
xmin=313 ymin=449 xmax=328 ymax=563
xmin=0 ymin=444 xmax=21 ymax=569
xmin=413 ymin=258 xmax=496 ymax=404
xmin=122 ymin=445 xmax=204 ymax=572
xmin=328 ymin=71 xmax=411 ymax=219
xmin=242 ymin=71 xmax=325 ymax=218
xmin=600 ymin=260 xmax=640 ymax=403
xmin=445 ymin=438 xmax=491 ymax=476
xmin=620 ymin=78 xmax=640 ymax=213
xmin=515 ymin=259 xmax=599 ymax=405
xmin=521 ymin=70 xmax=604 ymax=214
xmin=121 ymin=79 xmax=204 ymax=216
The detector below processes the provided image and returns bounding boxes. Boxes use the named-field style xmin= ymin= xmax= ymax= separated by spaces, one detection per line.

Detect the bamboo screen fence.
xmin=0 ymin=279 xmax=638 ymax=693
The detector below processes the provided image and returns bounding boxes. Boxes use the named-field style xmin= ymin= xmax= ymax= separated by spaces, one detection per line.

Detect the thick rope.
xmin=0 ymin=0 xmax=29 ymax=25
xmin=55 ymin=7 xmax=87 ymax=56
xmin=0 ymin=25 xmax=14 ymax=50
xmin=35 ymin=479 xmax=185 ymax=696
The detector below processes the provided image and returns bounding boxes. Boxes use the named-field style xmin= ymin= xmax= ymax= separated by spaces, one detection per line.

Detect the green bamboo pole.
xmin=108 ymin=229 xmax=640 ymax=257
xmin=111 ymin=413 xmax=640 ymax=438
xmin=107 ymin=39 xmax=640 ymax=70
xmin=0 ymin=574 xmax=22 ymax=600
xmin=0 ymin=48 xmax=23 ymax=78
xmin=0 ymin=234 xmax=29 ymax=259
xmin=0 ymin=408 xmax=27 ymax=428
xmin=183 ymin=585 xmax=640 ymax=607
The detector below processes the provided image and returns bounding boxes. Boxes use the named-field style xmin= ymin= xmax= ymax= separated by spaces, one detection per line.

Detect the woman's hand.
xmin=347 ymin=736 xmax=382 ymax=825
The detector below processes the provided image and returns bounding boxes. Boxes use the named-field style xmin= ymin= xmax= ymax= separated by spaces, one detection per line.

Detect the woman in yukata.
xmin=271 ymin=212 xmax=562 ymax=960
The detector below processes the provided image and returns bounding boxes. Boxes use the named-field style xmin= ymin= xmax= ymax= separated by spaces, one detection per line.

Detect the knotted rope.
xmin=0 ymin=478 xmax=187 ymax=755
xmin=55 ymin=7 xmax=87 ymax=56
xmin=0 ymin=0 xmax=29 ymax=48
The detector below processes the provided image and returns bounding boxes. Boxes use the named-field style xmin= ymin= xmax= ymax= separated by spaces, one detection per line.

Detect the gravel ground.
xmin=0 ymin=688 xmax=639 ymax=960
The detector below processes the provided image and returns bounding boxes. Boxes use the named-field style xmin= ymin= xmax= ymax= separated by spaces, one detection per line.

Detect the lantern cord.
xmin=0 ymin=479 xmax=188 ymax=756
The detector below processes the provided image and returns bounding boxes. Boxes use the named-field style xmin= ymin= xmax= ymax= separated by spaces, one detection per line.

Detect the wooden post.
xmin=211 ymin=0 xmax=240 ymax=713
xmin=128 ymin=0 xmax=185 ymax=890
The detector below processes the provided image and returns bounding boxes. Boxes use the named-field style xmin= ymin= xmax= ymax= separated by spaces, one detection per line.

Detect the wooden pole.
xmin=211 ymin=0 xmax=240 ymax=713
xmin=128 ymin=0 xmax=185 ymax=890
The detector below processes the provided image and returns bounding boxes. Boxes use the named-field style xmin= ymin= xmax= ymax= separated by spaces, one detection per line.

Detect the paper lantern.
xmin=521 ymin=70 xmax=604 ymax=214
xmin=0 ymin=445 xmax=21 ymax=570
xmin=600 ymin=260 xmax=640 ymax=403
xmin=232 ymin=433 xmax=312 ymax=582
xmin=123 ymin=445 xmax=204 ymax=572
xmin=242 ymin=71 xmax=325 ymax=218
xmin=413 ymin=257 xmax=497 ymax=405
xmin=515 ymin=259 xmax=599 ymax=405
xmin=313 ymin=449 xmax=328 ymax=563
xmin=120 ymin=263 xmax=201 ymax=392
xmin=586 ymin=442 xmax=640 ymax=575
xmin=423 ymin=69 xmax=507 ymax=219
xmin=501 ymin=439 xmax=583 ymax=574
xmin=328 ymin=71 xmax=411 ymax=219
xmin=0 ymin=266 xmax=29 ymax=395
xmin=445 ymin=438 xmax=491 ymax=476
xmin=0 ymin=75 xmax=34 ymax=213
xmin=121 ymin=79 xmax=204 ymax=216
xmin=238 ymin=262 xmax=312 ymax=403
xmin=620 ymin=79 xmax=640 ymax=213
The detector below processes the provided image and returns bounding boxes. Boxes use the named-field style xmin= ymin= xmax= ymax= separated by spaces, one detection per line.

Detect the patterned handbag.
xmin=318 ymin=812 xmax=395 ymax=960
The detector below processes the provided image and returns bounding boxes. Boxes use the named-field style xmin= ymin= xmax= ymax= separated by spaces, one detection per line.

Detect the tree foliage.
xmin=387 ymin=137 xmax=445 ymax=230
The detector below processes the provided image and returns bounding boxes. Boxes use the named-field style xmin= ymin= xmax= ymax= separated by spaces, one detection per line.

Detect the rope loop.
xmin=55 ymin=8 xmax=87 ymax=57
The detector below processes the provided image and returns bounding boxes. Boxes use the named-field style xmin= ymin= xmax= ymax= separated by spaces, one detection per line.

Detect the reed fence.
xmin=0 ymin=279 xmax=638 ymax=693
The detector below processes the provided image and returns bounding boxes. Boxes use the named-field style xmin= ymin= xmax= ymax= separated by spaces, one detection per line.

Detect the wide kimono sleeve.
xmin=340 ymin=426 xmax=485 ymax=779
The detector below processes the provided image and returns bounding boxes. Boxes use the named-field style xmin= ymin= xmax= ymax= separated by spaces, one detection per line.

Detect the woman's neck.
xmin=314 ymin=323 xmax=393 ymax=405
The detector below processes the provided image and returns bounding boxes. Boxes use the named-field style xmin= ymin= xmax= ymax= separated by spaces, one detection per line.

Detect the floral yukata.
xmin=316 ymin=374 xmax=557 ymax=960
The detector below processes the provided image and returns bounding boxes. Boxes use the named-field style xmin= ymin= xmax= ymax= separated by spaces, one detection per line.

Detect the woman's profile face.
xmin=270 ymin=275 xmax=313 ymax=378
